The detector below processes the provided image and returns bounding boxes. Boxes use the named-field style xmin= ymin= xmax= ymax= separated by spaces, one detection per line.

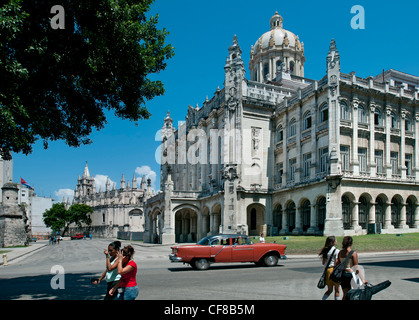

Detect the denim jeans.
xmin=117 ymin=286 xmax=139 ymax=300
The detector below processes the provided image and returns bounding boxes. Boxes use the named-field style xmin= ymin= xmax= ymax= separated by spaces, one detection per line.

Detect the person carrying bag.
xmin=318 ymin=236 xmax=340 ymax=300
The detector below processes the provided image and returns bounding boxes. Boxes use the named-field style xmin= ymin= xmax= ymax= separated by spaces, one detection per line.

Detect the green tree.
xmin=0 ymin=0 xmax=174 ymax=159
xmin=43 ymin=202 xmax=93 ymax=236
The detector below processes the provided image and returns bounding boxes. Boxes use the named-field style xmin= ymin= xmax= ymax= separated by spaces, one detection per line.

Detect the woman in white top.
xmin=318 ymin=236 xmax=340 ymax=300
xmin=93 ymin=241 xmax=122 ymax=300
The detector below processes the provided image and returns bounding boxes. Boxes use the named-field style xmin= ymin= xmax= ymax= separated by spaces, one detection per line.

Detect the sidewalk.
xmin=2 ymin=239 xmax=418 ymax=265
xmin=0 ymin=240 xmax=49 ymax=266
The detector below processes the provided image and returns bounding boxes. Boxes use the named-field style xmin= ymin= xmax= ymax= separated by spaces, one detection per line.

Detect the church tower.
xmin=74 ymin=162 xmax=95 ymax=199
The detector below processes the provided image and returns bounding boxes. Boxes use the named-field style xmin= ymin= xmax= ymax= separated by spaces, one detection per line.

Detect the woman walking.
xmin=93 ymin=241 xmax=121 ymax=300
xmin=337 ymin=236 xmax=367 ymax=300
xmin=109 ymin=245 xmax=139 ymax=300
xmin=319 ymin=236 xmax=340 ymax=300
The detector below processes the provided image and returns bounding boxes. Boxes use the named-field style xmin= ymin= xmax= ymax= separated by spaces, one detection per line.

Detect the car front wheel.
xmin=194 ymin=258 xmax=210 ymax=270
xmin=263 ymin=254 xmax=279 ymax=267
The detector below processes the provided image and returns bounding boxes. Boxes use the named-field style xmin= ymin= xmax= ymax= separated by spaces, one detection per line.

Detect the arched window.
xmin=276 ymin=125 xmax=283 ymax=142
xmin=289 ymin=61 xmax=295 ymax=74
xmin=288 ymin=118 xmax=296 ymax=137
xmin=303 ymin=111 xmax=312 ymax=130
xmin=359 ymin=196 xmax=368 ymax=229
xmin=263 ymin=63 xmax=269 ymax=80
xmin=358 ymin=105 xmax=367 ymax=123
xmin=374 ymin=109 xmax=383 ymax=126
xmin=320 ymin=104 xmax=328 ymax=122
xmin=390 ymin=112 xmax=398 ymax=129
xmin=340 ymin=101 xmax=350 ymax=120
xmin=342 ymin=196 xmax=351 ymax=230
xmin=250 ymin=208 xmax=257 ymax=230
xmin=406 ymin=198 xmax=414 ymax=228
xmin=391 ymin=197 xmax=401 ymax=227
xmin=405 ymin=116 xmax=412 ymax=132
xmin=276 ymin=60 xmax=282 ymax=72
xmin=302 ymin=200 xmax=311 ymax=231
xmin=287 ymin=202 xmax=296 ymax=232
xmin=273 ymin=205 xmax=282 ymax=231
xmin=317 ymin=197 xmax=326 ymax=231
xmin=375 ymin=197 xmax=385 ymax=227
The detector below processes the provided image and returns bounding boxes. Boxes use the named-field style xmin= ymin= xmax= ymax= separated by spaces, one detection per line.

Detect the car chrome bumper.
xmin=169 ymin=254 xmax=183 ymax=262
xmin=280 ymin=254 xmax=287 ymax=260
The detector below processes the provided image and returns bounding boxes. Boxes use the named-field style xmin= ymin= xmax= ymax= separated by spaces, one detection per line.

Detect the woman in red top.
xmin=109 ymin=245 xmax=139 ymax=300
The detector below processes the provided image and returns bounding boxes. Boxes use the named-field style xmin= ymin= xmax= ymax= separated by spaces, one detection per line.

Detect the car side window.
xmin=210 ymin=238 xmax=220 ymax=246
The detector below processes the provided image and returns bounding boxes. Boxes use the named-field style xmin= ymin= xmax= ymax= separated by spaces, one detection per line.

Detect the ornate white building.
xmin=72 ymin=163 xmax=153 ymax=239
xmin=144 ymin=12 xmax=419 ymax=244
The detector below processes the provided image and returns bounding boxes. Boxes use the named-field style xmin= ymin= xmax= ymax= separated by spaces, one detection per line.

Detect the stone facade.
xmin=0 ymin=183 xmax=29 ymax=247
xmin=144 ymin=12 xmax=419 ymax=244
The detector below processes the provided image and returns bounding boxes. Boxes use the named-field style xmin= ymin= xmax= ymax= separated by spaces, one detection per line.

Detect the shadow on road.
xmin=0 ymin=272 xmax=106 ymax=300
xmin=168 ymin=263 xmax=285 ymax=272
xmin=361 ymin=259 xmax=419 ymax=269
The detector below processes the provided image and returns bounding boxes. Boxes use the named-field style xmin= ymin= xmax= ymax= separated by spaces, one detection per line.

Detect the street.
xmin=0 ymin=238 xmax=418 ymax=300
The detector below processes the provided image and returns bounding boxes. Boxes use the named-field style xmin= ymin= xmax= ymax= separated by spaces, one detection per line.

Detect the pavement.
xmin=1 ymin=239 xmax=419 ymax=266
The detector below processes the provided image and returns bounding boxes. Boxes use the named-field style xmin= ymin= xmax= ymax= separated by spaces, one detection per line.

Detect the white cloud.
xmin=135 ymin=165 xmax=157 ymax=190
xmin=94 ymin=174 xmax=116 ymax=192
xmin=54 ymin=188 xmax=74 ymax=203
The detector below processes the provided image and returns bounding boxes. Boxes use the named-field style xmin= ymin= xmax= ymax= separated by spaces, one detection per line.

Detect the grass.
xmin=259 ymin=233 xmax=419 ymax=255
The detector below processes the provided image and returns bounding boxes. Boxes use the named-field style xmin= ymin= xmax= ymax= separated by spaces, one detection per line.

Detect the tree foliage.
xmin=0 ymin=0 xmax=174 ymax=159
xmin=43 ymin=202 xmax=93 ymax=236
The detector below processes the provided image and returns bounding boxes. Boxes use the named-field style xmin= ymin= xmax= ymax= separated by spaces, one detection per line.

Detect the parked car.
xmin=169 ymin=234 xmax=287 ymax=270
xmin=70 ymin=233 xmax=84 ymax=240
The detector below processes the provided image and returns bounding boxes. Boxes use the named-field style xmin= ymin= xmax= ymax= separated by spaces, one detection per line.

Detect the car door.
xmin=209 ymin=236 xmax=232 ymax=262
xmin=231 ymin=236 xmax=254 ymax=262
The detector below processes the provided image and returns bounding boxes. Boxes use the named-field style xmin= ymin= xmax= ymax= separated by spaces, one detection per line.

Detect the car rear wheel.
xmin=194 ymin=258 xmax=210 ymax=270
xmin=263 ymin=254 xmax=279 ymax=267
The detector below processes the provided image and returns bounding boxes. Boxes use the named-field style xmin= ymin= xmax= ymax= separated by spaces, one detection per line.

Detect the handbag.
xmin=330 ymin=250 xmax=354 ymax=284
xmin=317 ymin=248 xmax=336 ymax=289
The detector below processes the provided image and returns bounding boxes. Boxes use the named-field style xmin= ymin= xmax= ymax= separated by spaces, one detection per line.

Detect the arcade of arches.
xmin=147 ymin=191 xmax=419 ymax=243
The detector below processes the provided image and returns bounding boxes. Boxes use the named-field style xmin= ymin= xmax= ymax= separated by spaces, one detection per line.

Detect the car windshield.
xmin=197 ymin=235 xmax=214 ymax=245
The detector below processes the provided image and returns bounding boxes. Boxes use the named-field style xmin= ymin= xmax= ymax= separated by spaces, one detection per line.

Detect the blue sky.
xmin=12 ymin=0 xmax=419 ymax=201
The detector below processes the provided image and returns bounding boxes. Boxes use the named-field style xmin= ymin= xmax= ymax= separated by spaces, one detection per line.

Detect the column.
xmin=351 ymin=201 xmax=360 ymax=231
xmin=368 ymin=202 xmax=376 ymax=225
xmin=399 ymin=202 xmax=408 ymax=230
xmin=351 ymin=100 xmax=359 ymax=175
xmin=384 ymin=201 xmax=393 ymax=230
xmin=400 ymin=111 xmax=407 ymax=180
xmin=369 ymin=105 xmax=376 ymax=177
xmin=415 ymin=114 xmax=419 ymax=180
xmin=385 ymin=107 xmax=392 ymax=178
xmin=293 ymin=206 xmax=302 ymax=234
xmin=414 ymin=202 xmax=419 ymax=229
xmin=308 ymin=204 xmax=318 ymax=234
xmin=280 ymin=209 xmax=288 ymax=234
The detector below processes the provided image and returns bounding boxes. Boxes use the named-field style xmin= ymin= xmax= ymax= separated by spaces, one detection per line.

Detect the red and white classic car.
xmin=169 ymin=234 xmax=287 ymax=270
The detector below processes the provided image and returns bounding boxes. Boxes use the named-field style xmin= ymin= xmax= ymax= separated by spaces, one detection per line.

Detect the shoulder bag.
xmin=330 ymin=250 xmax=354 ymax=284
xmin=317 ymin=248 xmax=336 ymax=289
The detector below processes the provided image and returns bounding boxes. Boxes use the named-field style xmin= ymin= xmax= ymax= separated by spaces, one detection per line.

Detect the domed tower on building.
xmin=249 ymin=11 xmax=305 ymax=82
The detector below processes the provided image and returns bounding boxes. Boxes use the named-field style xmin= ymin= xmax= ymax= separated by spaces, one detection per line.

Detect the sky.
xmin=11 ymin=0 xmax=419 ymax=202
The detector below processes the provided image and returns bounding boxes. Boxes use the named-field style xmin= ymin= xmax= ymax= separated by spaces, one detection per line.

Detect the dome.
xmin=253 ymin=12 xmax=302 ymax=52
xmin=250 ymin=12 xmax=305 ymax=82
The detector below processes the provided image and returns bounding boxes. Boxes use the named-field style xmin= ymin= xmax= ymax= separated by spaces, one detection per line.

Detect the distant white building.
xmin=72 ymin=163 xmax=154 ymax=239
xmin=18 ymin=186 xmax=54 ymax=239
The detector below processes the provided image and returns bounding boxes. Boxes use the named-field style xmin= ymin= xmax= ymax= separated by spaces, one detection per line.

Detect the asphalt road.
xmin=0 ymin=238 xmax=418 ymax=300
